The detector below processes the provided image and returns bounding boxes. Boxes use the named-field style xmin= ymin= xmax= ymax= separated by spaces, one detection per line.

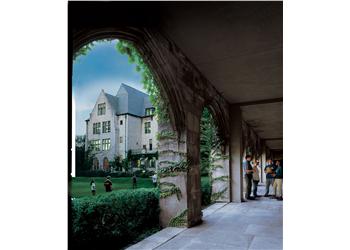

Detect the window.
xmin=145 ymin=107 xmax=155 ymax=116
xmin=144 ymin=122 xmax=151 ymax=134
xmin=90 ymin=140 xmax=101 ymax=151
xmin=103 ymin=157 xmax=110 ymax=171
xmin=102 ymin=121 xmax=111 ymax=133
xmin=93 ymin=123 xmax=101 ymax=134
xmin=119 ymin=136 xmax=123 ymax=143
xmin=93 ymin=158 xmax=99 ymax=170
xmin=143 ymin=145 xmax=146 ymax=150
xmin=102 ymin=138 xmax=111 ymax=151
xmin=98 ymin=103 xmax=106 ymax=115
xmin=120 ymin=120 xmax=123 ymax=125
xmin=149 ymin=139 xmax=153 ymax=151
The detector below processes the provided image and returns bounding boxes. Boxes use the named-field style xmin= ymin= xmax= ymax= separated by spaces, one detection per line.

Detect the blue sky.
xmin=73 ymin=40 xmax=144 ymax=135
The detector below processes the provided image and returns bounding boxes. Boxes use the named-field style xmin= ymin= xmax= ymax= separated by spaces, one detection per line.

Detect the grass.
xmin=71 ymin=176 xmax=210 ymax=198
xmin=71 ymin=177 xmax=154 ymax=198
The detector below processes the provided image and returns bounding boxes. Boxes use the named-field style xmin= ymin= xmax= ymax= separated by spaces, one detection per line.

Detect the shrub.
xmin=71 ymin=188 xmax=160 ymax=249
xmin=201 ymin=178 xmax=212 ymax=207
xmin=133 ymin=169 xmax=155 ymax=178
xmin=76 ymin=170 xmax=155 ymax=178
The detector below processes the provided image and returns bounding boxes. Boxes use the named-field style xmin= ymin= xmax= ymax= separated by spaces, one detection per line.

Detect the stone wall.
xmin=72 ymin=26 xmax=231 ymax=227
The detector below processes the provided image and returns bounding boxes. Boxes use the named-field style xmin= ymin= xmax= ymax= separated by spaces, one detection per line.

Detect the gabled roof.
xmin=102 ymin=83 xmax=154 ymax=117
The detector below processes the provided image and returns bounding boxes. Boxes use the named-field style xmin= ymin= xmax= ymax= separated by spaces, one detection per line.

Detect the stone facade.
xmin=85 ymin=85 xmax=158 ymax=170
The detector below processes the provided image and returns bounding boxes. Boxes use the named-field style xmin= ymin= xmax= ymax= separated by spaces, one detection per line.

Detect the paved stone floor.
xmin=127 ymin=185 xmax=282 ymax=250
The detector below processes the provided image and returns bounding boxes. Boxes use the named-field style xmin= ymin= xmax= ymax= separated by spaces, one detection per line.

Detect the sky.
xmin=73 ymin=39 xmax=144 ymax=135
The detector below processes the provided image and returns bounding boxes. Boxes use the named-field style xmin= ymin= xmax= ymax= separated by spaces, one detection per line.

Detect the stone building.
xmin=85 ymin=83 xmax=158 ymax=171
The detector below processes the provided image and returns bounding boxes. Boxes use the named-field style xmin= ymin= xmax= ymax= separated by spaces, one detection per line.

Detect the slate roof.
xmin=105 ymin=83 xmax=154 ymax=117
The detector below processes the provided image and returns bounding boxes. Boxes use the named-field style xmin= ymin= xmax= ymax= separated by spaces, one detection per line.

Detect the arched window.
xmin=93 ymin=158 xmax=99 ymax=170
xmin=103 ymin=157 xmax=110 ymax=171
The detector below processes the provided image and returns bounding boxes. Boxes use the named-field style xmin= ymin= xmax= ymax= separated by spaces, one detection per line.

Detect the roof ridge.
xmin=120 ymin=83 xmax=148 ymax=96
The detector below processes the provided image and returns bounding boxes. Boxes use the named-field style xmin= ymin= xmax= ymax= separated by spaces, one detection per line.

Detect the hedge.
xmin=70 ymin=179 xmax=211 ymax=249
xmin=76 ymin=170 xmax=155 ymax=178
xmin=71 ymin=188 xmax=160 ymax=249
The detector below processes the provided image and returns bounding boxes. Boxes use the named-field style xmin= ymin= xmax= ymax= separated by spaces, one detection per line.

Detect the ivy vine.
xmin=156 ymin=130 xmax=177 ymax=140
xmin=115 ymin=40 xmax=170 ymax=123
xmin=157 ymin=159 xmax=190 ymax=178
xmin=168 ymin=209 xmax=188 ymax=227
xmin=159 ymin=182 xmax=182 ymax=200
xmin=211 ymin=187 xmax=228 ymax=202
xmin=212 ymin=175 xmax=229 ymax=182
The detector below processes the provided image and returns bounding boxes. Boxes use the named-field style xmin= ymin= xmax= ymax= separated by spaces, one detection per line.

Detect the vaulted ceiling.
xmin=158 ymin=2 xmax=283 ymax=150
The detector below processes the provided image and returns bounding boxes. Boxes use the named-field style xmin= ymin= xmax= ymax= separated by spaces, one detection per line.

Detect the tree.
xmin=75 ymin=135 xmax=95 ymax=174
xmin=115 ymin=40 xmax=169 ymax=122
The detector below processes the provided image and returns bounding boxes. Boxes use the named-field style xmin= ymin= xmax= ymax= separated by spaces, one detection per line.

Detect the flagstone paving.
xmin=127 ymin=185 xmax=282 ymax=250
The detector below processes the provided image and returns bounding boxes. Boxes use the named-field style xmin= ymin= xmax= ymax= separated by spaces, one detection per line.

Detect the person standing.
xmin=273 ymin=160 xmax=283 ymax=200
xmin=104 ymin=176 xmax=112 ymax=192
xmin=90 ymin=179 xmax=96 ymax=196
xmin=243 ymin=155 xmax=254 ymax=200
xmin=252 ymin=161 xmax=260 ymax=198
xmin=151 ymin=173 xmax=157 ymax=188
xmin=132 ymin=174 xmax=137 ymax=189
xmin=264 ymin=159 xmax=276 ymax=197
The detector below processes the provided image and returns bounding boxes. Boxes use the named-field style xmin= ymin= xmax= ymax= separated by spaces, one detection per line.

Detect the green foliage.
xmin=73 ymin=39 xmax=113 ymax=61
xmin=156 ymin=130 xmax=177 ymax=140
xmin=133 ymin=169 xmax=155 ymax=178
xmin=159 ymin=182 xmax=182 ymax=200
xmin=71 ymin=188 xmax=160 ymax=249
xmin=109 ymin=156 xmax=122 ymax=171
xmin=200 ymin=108 xmax=221 ymax=176
xmin=201 ymin=177 xmax=212 ymax=207
xmin=157 ymin=159 xmax=189 ymax=178
xmin=75 ymin=135 xmax=96 ymax=173
xmin=76 ymin=170 xmax=131 ymax=178
xmin=211 ymin=187 xmax=228 ymax=202
xmin=168 ymin=209 xmax=188 ymax=227
xmin=211 ymin=175 xmax=229 ymax=182
xmin=115 ymin=40 xmax=169 ymax=122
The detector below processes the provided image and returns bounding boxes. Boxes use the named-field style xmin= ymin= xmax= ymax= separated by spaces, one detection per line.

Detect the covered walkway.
xmin=128 ymin=186 xmax=282 ymax=250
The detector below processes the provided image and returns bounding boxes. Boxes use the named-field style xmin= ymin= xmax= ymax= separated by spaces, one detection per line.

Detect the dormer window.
xmin=98 ymin=103 xmax=106 ymax=115
xmin=145 ymin=107 xmax=155 ymax=116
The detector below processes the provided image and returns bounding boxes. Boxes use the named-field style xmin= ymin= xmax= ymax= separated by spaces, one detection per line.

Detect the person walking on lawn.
xmin=252 ymin=161 xmax=260 ymax=198
xmin=104 ymin=176 xmax=112 ymax=192
xmin=243 ymin=154 xmax=255 ymax=200
xmin=132 ymin=174 xmax=137 ymax=189
xmin=151 ymin=173 xmax=157 ymax=188
xmin=90 ymin=179 xmax=96 ymax=196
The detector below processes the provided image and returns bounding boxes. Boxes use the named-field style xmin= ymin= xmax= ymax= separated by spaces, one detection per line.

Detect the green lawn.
xmin=71 ymin=176 xmax=210 ymax=198
xmin=71 ymin=177 xmax=155 ymax=198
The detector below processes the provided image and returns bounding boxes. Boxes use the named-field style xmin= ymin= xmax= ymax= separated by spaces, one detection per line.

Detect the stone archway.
xmin=71 ymin=27 xmax=232 ymax=228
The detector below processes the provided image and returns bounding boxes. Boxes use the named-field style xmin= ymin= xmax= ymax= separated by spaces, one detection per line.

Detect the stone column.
xmin=158 ymin=122 xmax=188 ymax=228
xmin=229 ymin=105 xmax=243 ymax=202
xmin=261 ymin=142 xmax=267 ymax=184
xmin=186 ymin=111 xmax=203 ymax=227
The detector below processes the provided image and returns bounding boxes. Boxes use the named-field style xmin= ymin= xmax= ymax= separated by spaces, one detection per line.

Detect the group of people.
xmin=89 ymin=173 xmax=158 ymax=196
xmin=243 ymin=154 xmax=283 ymax=201
xmin=89 ymin=176 xmax=113 ymax=195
